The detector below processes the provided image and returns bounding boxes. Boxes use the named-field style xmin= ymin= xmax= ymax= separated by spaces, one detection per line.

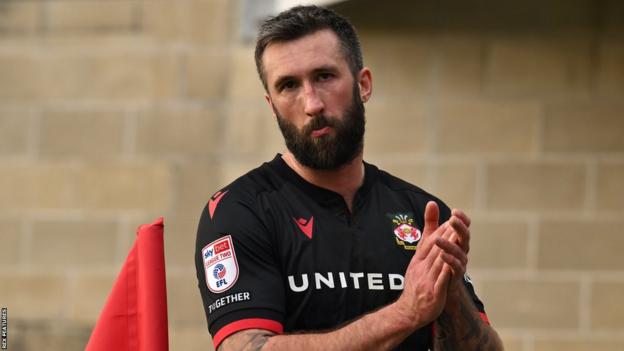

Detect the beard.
xmin=275 ymin=85 xmax=366 ymax=170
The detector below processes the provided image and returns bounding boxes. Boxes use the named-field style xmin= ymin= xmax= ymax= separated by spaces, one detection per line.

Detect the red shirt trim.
xmin=213 ymin=318 xmax=283 ymax=349
xmin=480 ymin=312 xmax=490 ymax=325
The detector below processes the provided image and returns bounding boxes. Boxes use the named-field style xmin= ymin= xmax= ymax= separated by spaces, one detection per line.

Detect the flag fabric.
xmin=86 ymin=217 xmax=169 ymax=351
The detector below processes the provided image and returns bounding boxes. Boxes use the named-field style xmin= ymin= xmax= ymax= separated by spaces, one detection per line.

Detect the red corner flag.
xmin=86 ymin=217 xmax=169 ymax=351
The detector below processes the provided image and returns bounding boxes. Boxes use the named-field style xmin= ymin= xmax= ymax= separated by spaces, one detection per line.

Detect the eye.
xmin=279 ymin=80 xmax=297 ymax=92
xmin=318 ymin=72 xmax=334 ymax=81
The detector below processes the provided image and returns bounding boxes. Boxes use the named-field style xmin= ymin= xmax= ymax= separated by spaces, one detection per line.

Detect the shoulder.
xmin=372 ymin=165 xmax=452 ymax=219
xmin=204 ymin=161 xmax=283 ymax=221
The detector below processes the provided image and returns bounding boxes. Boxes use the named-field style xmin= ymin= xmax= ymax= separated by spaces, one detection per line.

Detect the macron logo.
xmin=294 ymin=216 xmax=314 ymax=239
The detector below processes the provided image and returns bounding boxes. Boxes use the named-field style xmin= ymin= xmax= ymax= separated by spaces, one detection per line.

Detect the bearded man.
xmin=195 ymin=5 xmax=504 ymax=351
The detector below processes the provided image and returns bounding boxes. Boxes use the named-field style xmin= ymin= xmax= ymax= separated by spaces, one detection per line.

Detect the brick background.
xmin=0 ymin=0 xmax=623 ymax=350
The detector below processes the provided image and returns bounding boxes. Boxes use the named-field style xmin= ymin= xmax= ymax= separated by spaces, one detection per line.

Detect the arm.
xmin=218 ymin=202 xmax=459 ymax=351
xmin=218 ymin=302 xmax=415 ymax=351
xmin=432 ymin=209 xmax=504 ymax=351
xmin=434 ymin=285 xmax=503 ymax=351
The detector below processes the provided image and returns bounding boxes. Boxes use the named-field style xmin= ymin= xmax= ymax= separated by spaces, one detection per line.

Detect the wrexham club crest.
xmin=388 ymin=213 xmax=422 ymax=250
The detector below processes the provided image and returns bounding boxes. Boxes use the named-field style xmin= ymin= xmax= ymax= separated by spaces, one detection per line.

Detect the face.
xmin=275 ymin=83 xmax=365 ymax=169
xmin=261 ymin=29 xmax=372 ymax=170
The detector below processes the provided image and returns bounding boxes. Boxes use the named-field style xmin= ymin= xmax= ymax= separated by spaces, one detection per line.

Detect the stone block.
xmin=227 ymin=46 xmax=266 ymax=100
xmin=45 ymin=0 xmax=137 ymax=33
xmin=136 ymin=107 xmax=219 ymax=156
xmin=0 ymin=163 xmax=78 ymax=210
xmin=165 ymin=213 xmax=202 ymax=269
xmin=469 ymin=220 xmax=529 ymax=269
xmin=0 ymin=219 xmax=21 ymax=265
xmin=435 ymin=99 xmax=539 ymax=153
xmin=485 ymin=162 xmax=586 ymax=211
xmin=597 ymin=41 xmax=624 ymax=95
xmin=480 ymin=280 xmax=580 ymax=329
xmin=9 ymin=321 xmax=91 ymax=351
xmin=485 ymin=37 xmax=591 ymax=97
xmin=0 ymin=1 xmax=40 ymax=34
xmin=498 ymin=335 xmax=523 ymax=351
xmin=0 ymin=108 xmax=31 ymax=155
xmin=0 ymin=273 xmax=67 ymax=319
xmin=535 ymin=339 xmax=624 ymax=351
xmin=604 ymin=0 xmax=624 ymax=34
xmin=185 ymin=0 xmax=232 ymax=44
xmin=596 ymin=163 xmax=624 ymax=210
xmin=185 ymin=50 xmax=229 ymax=99
xmin=68 ymin=274 xmax=116 ymax=323
xmin=142 ymin=0 xmax=231 ymax=44
xmin=173 ymin=162 xmax=222 ymax=217
xmin=40 ymin=109 xmax=125 ymax=158
xmin=170 ymin=326 xmax=214 ymax=351
xmin=543 ymin=103 xmax=624 ymax=152
xmin=368 ymin=101 xmax=428 ymax=154
xmin=167 ymin=274 xmax=207 ymax=325
xmin=365 ymin=99 xmax=430 ymax=155
xmin=590 ymin=281 xmax=624 ymax=329
xmin=434 ymin=35 xmax=482 ymax=96
xmin=31 ymin=220 xmax=118 ymax=268
xmin=538 ymin=220 xmax=624 ymax=270
xmin=76 ymin=163 xmax=171 ymax=210
xmin=223 ymin=103 xmax=283 ymax=156
xmin=361 ymin=33 xmax=433 ymax=98
xmin=429 ymin=163 xmax=477 ymax=210
xmin=0 ymin=55 xmax=40 ymax=99
xmin=37 ymin=54 xmax=178 ymax=100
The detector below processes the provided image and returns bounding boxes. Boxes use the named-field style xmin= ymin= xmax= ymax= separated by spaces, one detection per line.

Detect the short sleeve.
xmin=462 ymin=274 xmax=489 ymax=324
xmin=195 ymin=188 xmax=285 ymax=349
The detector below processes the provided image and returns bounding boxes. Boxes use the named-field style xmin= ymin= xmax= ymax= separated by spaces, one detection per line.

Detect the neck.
xmin=282 ymin=152 xmax=365 ymax=212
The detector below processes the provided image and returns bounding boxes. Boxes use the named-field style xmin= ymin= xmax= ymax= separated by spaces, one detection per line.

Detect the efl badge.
xmin=390 ymin=213 xmax=421 ymax=250
xmin=202 ymin=235 xmax=239 ymax=293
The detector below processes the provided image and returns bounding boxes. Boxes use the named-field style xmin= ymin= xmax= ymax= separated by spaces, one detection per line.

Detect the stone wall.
xmin=0 ymin=0 xmax=622 ymax=350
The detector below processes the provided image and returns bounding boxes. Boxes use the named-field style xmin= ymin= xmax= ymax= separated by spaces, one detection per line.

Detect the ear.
xmin=264 ymin=93 xmax=278 ymax=118
xmin=357 ymin=67 xmax=373 ymax=103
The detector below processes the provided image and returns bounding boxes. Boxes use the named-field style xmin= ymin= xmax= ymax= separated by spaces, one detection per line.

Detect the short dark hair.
xmin=254 ymin=5 xmax=363 ymax=91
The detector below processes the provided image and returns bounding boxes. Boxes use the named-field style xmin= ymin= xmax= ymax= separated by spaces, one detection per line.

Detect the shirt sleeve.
xmin=195 ymin=188 xmax=285 ymax=349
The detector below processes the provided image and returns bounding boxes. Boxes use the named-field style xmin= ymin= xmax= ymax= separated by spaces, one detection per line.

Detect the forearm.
xmin=433 ymin=286 xmax=503 ymax=351
xmin=219 ymin=301 xmax=420 ymax=351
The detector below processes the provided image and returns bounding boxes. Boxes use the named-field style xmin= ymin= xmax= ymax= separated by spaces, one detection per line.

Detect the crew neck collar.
xmin=267 ymin=153 xmax=378 ymax=208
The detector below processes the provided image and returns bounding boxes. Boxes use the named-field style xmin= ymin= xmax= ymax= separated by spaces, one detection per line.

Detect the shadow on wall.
xmin=333 ymin=0 xmax=619 ymax=33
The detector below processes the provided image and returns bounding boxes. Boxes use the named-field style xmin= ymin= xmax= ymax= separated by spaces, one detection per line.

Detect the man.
xmin=195 ymin=5 xmax=503 ymax=351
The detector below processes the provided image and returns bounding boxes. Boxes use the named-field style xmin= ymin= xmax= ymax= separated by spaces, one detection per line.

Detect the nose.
xmin=303 ymin=83 xmax=324 ymax=116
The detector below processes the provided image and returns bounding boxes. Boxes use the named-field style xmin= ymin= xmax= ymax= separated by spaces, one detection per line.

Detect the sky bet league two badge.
xmin=202 ymin=235 xmax=239 ymax=293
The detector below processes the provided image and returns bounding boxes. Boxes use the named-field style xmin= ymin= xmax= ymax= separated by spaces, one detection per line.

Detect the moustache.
xmin=303 ymin=115 xmax=336 ymax=136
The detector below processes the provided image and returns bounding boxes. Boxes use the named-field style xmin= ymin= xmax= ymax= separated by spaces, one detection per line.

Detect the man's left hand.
xmin=434 ymin=209 xmax=471 ymax=302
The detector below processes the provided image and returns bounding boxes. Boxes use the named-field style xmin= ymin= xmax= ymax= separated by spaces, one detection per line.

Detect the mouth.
xmin=310 ymin=126 xmax=332 ymax=137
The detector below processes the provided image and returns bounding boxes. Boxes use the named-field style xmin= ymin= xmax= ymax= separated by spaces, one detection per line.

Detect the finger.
xmin=440 ymin=252 xmax=466 ymax=277
xmin=449 ymin=216 xmax=470 ymax=253
xmin=416 ymin=220 xmax=448 ymax=260
xmin=422 ymin=201 xmax=440 ymax=240
xmin=435 ymin=237 xmax=468 ymax=267
xmin=434 ymin=264 xmax=452 ymax=295
xmin=420 ymin=222 xmax=450 ymax=263
xmin=451 ymin=208 xmax=471 ymax=227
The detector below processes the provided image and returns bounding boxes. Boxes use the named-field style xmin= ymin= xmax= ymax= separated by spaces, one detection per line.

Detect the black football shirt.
xmin=195 ymin=154 xmax=488 ymax=350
